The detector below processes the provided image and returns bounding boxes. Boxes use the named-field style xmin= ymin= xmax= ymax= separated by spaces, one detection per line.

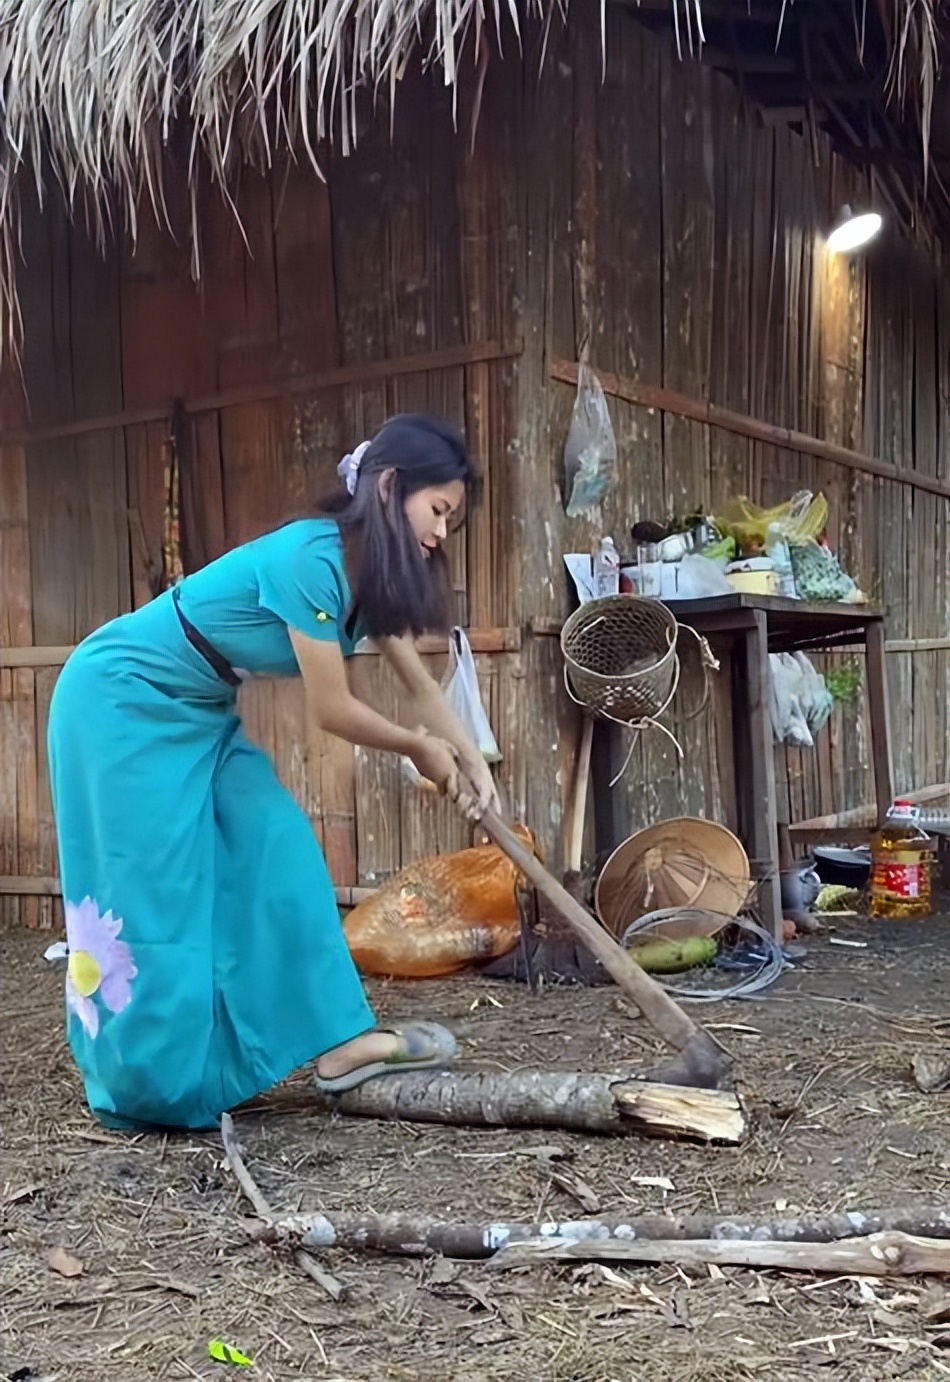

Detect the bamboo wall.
xmin=1 ymin=7 xmax=947 ymax=927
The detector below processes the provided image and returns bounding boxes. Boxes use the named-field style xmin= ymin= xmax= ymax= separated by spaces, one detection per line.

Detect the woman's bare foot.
xmin=315 ymin=1030 xmax=403 ymax=1081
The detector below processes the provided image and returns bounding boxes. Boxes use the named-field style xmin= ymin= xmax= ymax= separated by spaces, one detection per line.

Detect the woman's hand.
xmin=456 ymin=751 xmax=500 ymax=820
xmin=409 ymin=731 xmax=461 ymax=800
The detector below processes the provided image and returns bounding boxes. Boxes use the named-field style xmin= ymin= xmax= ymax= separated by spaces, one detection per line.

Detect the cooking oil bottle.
xmin=869 ymin=800 xmax=934 ymax=919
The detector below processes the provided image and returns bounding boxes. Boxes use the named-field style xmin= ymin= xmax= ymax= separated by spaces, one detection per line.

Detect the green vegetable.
xmin=825 ymin=665 xmax=862 ymax=704
xmin=702 ymin=536 xmax=736 ymax=561
xmin=628 ymin=936 xmax=718 ymax=973
xmin=815 ymin=884 xmax=862 ymax=913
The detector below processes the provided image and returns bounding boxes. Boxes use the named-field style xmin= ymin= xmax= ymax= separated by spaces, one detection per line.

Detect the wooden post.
xmin=591 ymin=720 xmax=629 ymax=859
xmin=865 ymin=619 xmax=895 ymax=825
xmin=734 ymin=611 xmax=782 ymax=940
xmin=0 ymin=363 xmax=37 ymax=927
xmin=567 ymin=717 xmax=595 ymax=873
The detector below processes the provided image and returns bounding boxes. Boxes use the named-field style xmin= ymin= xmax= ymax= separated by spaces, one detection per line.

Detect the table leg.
xmin=591 ymin=719 xmax=629 ymax=858
xmin=733 ymin=611 xmax=783 ymax=941
xmin=865 ymin=620 xmax=894 ymax=826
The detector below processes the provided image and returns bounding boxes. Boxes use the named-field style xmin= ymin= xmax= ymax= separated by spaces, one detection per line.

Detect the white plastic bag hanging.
xmin=442 ymin=627 xmax=501 ymax=763
xmin=768 ymin=653 xmax=814 ymax=748
xmin=402 ymin=628 xmax=501 ymax=788
xmin=791 ymin=652 xmax=834 ymax=732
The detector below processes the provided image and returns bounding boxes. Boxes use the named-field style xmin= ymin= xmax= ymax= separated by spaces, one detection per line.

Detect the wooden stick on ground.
xmin=260 ymin=1205 xmax=950 ymax=1262
xmin=479 ymin=808 xmax=730 ymax=1088
xmin=320 ymin=1069 xmax=746 ymax=1143
xmin=490 ymin=1230 xmax=950 ymax=1277
xmin=220 ymin=1113 xmax=345 ymax=1301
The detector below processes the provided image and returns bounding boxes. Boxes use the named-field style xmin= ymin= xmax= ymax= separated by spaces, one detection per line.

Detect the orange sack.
xmin=344 ymin=828 xmax=535 ymax=979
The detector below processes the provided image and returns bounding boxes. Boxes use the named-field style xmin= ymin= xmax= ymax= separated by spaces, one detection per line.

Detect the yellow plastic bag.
xmin=714 ymin=491 xmax=828 ymax=552
xmin=344 ymin=830 xmax=534 ymax=978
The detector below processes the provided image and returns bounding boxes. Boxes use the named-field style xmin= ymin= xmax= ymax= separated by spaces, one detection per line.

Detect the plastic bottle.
xmin=593 ymin=537 xmax=621 ymax=598
xmin=765 ymin=522 xmax=797 ymax=599
xmin=869 ymin=800 xmax=934 ymax=919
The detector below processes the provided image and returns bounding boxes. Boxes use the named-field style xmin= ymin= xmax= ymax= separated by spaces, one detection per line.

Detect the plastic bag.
xmin=714 ymin=491 xmax=828 ymax=552
xmin=676 ymin=553 xmax=733 ymax=599
xmin=402 ymin=627 xmax=500 ymax=788
xmin=563 ymin=361 xmax=617 ymax=518
xmin=788 ymin=539 xmax=864 ymax=604
xmin=768 ymin=652 xmax=834 ymax=745
xmin=792 ymin=652 xmax=834 ymax=732
xmin=768 ymin=653 xmax=814 ymax=747
xmin=443 ymin=628 xmax=501 ymax=762
xmin=343 ymin=829 xmax=534 ymax=978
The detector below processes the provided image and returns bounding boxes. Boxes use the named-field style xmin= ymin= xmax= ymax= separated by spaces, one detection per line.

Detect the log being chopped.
xmin=316 ymin=1068 xmax=746 ymax=1142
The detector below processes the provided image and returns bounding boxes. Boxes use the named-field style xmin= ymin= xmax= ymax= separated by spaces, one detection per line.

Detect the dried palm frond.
xmin=0 ymin=0 xmax=561 ymax=352
xmin=877 ymin=0 xmax=941 ymax=180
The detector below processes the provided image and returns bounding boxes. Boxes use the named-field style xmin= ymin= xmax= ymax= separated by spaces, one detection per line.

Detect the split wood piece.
xmin=261 ymin=1205 xmax=950 ymax=1262
xmin=319 ymin=1069 xmax=745 ymax=1143
xmin=567 ymin=717 xmax=595 ymax=874
xmin=219 ymin=1112 xmax=345 ymax=1302
xmin=490 ymin=1230 xmax=950 ymax=1278
xmin=478 ymin=808 xmax=731 ymax=1089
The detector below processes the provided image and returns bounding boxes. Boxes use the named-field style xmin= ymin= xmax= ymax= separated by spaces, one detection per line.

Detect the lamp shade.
xmin=827 ymin=204 xmax=883 ymax=253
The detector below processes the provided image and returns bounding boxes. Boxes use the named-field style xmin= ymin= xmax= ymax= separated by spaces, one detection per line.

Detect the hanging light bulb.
xmin=826 ymin=204 xmax=883 ymax=254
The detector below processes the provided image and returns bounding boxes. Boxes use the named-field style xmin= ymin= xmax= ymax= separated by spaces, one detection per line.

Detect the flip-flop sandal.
xmin=314 ymin=1020 xmax=458 ymax=1096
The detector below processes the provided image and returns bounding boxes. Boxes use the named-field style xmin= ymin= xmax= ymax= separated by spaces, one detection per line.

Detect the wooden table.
xmin=590 ymin=594 xmax=893 ymax=942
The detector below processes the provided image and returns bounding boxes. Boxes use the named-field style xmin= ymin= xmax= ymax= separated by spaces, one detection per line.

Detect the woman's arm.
xmin=376 ymin=634 xmax=500 ymax=814
xmin=289 ymin=629 xmax=461 ymax=795
xmin=376 ymin=635 xmax=473 ymax=748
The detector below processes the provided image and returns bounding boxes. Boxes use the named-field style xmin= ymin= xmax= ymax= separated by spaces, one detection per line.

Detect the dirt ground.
xmin=2 ymin=912 xmax=949 ymax=1382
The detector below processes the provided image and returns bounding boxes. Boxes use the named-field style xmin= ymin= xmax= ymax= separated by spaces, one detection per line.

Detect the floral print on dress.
xmin=65 ymin=897 xmax=137 ymax=1038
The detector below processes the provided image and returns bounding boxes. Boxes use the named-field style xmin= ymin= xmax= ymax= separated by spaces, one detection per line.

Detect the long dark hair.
xmin=316 ymin=414 xmax=481 ymax=640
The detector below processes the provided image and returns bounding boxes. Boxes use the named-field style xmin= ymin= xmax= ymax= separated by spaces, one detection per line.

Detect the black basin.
xmin=813 ymin=846 xmax=872 ymax=888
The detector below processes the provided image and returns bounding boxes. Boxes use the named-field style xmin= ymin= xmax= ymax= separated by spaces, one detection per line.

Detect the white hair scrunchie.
xmin=337 ymin=440 xmax=371 ymax=496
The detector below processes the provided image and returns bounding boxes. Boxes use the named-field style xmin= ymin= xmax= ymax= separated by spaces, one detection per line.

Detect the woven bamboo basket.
xmin=560 ymin=596 xmax=679 ymax=724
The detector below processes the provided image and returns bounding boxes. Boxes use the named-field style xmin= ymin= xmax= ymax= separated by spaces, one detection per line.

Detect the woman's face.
xmin=402 ymin=479 xmax=466 ymax=559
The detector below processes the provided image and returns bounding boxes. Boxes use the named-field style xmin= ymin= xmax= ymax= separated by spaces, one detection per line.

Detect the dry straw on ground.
xmin=2 ymin=913 xmax=949 ymax=1380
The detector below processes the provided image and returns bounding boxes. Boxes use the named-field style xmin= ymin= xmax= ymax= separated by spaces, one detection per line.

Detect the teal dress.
xmin=47 ymin=519 xmax=375 ymax=1131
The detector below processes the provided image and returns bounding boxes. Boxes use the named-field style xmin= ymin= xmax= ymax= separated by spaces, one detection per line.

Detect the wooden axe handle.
xmin=479 ymin=808 xmax=711 ymax=1056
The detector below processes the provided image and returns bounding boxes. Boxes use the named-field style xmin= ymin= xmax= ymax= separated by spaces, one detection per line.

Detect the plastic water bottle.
xmin=593 ymin=537 xmax=621 ymax=598
xmin=766 ymin=522 xmax=797 ymax=599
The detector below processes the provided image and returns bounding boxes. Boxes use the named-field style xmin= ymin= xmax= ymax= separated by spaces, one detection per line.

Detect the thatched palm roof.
xmin=0 ymin=0 xmax=551 ymax=342
xmin=0 ymin=0 xmax=945 ymax=346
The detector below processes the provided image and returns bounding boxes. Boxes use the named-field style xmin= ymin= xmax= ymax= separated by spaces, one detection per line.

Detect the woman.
xmin=48 ymin=414 xmax=498 ymax=1131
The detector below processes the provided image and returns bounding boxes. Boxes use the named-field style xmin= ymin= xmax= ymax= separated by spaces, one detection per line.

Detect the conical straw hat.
xmin=595 ymin=817 xmax=751 ymax=939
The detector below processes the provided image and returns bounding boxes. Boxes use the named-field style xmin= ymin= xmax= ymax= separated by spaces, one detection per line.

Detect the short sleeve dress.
xmin=47 ymin=519 xmax=376 ymax=1130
